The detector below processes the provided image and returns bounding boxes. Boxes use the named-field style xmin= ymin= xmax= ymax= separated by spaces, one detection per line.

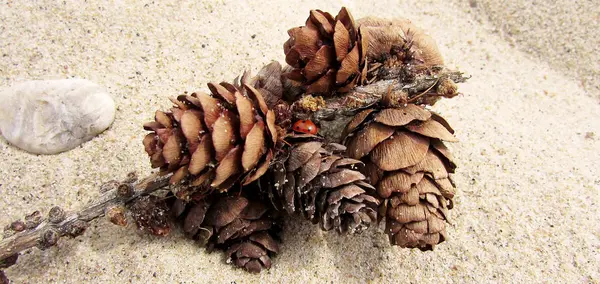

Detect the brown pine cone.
xmin=283 ymin=7 xmax=367 ymax=95
xmin=171 ymin=192 xmax=280 ymax=273
xmin=357 ymin=17 xmax=444 ymax=67
xmin=142 ymin=63 xmax=288 ymax=194
xmin=267 ymin=135 xmax=379 ymax=234
xmin=343 ymin=104 xmax=457 ymax=250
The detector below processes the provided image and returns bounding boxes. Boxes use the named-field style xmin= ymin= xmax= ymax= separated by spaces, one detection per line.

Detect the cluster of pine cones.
xmin=136 ymin=7 xmax=459 ymax=273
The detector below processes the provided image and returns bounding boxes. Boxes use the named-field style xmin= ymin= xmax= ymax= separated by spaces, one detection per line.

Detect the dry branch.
xmin=0 ymin=172 xmax=171 ymax=265
xmin=294 ymin=67 xmax=469 ymax=142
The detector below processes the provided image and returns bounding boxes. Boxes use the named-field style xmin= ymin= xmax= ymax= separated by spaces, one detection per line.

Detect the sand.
xmin=1 ymin=0 xmax=599 ymax=283
xmin=471 ymin=0 xmax=600 ymax=96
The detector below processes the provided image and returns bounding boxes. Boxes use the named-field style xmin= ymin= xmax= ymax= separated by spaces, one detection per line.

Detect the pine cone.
xmin=284 ymin=7 xmax=367 ymax=95
xmin=143 ymin=63 xmax=286 ymax=193
xmin=343 ymin=104 xmax=457 ymax=250
xmin=267 ymin=135 xmax=379 ymax=234
xmin=172 ymin=192 xmax=280 ymax=273
xmin=357 ymin=17 xmax=444 ymax=67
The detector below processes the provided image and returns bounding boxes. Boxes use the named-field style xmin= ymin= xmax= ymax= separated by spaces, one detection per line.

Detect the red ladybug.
xmin=292 ymin=119 xmax=318 ymax=134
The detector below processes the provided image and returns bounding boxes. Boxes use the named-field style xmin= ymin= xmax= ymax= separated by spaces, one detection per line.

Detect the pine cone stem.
xmin=293 ymin=68 xmax=468 ymax=143
xmin=0 ymin=172 xmax=170 ymax=264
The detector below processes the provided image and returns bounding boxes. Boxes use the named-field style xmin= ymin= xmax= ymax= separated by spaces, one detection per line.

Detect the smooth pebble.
xmin=0 ymin=79 xmax=115 ymax=154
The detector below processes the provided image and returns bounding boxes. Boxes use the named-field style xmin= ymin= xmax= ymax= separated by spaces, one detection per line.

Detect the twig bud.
xmin=41 ymin=229 xmax=59 ymax=249
xmin=24 ymin=211 xmax=42 ymax=229
xmin=99 ymin=180 xmax=120 ymax=194
xmin=9 ymin=221 xmax=25 ymax=232
xmin=65 ymin=220 xmax=87 ymax=238
xmin=436 ymin=78 xmax=458 ymax=98
xmin=48 ymin=206 xmax=66 ymax=224
xmin=117 ymin=183 xmax=134 ymax=198
xmin=124 ymin=172 xmax=138 ymax=183
xmin=106 ymin=206 xmax=128 ymax=227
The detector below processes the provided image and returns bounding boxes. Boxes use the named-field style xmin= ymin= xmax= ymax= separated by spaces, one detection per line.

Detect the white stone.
xmin=0 ymin=79 xmax=115 ymax=154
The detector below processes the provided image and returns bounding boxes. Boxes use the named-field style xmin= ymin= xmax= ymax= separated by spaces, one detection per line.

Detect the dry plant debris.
xmin=0 ymin=7 xmax=466 ymax=278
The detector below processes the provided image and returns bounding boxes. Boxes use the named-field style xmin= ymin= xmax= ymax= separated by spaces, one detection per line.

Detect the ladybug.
xmin=292 ymin=119 xmax=318 ymax=134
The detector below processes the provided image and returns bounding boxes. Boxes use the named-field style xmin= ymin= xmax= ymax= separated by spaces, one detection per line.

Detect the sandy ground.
xmin=472 ymin=0 xmax=600 ymax=96
xmin=1 ymin=0 xmax=599 ymax=283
